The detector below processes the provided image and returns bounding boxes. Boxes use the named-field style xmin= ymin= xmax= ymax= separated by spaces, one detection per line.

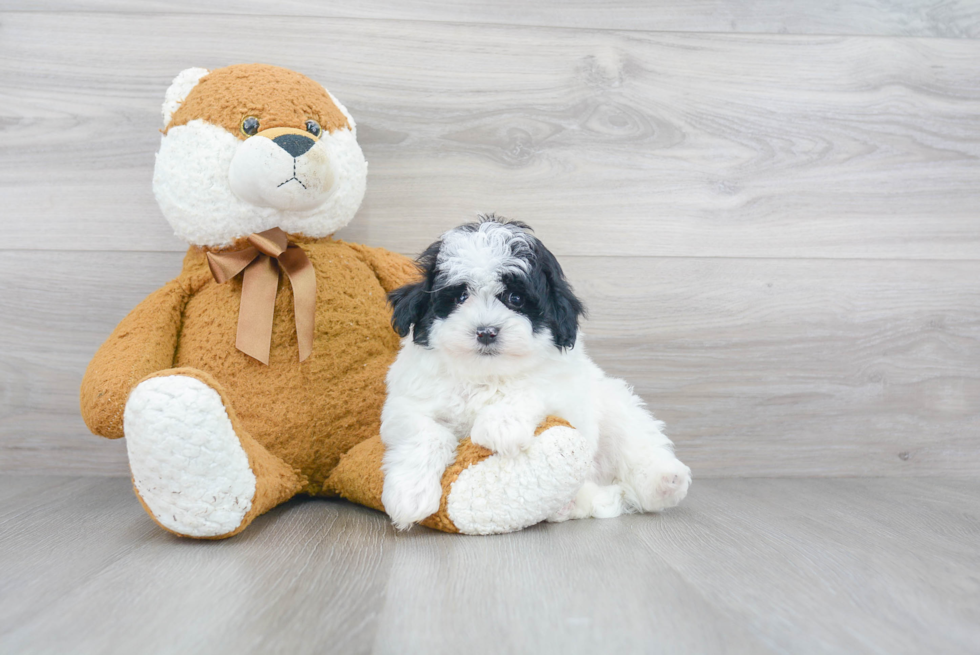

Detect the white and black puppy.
xmin=380 ymin=216 xmax=691 ymax=530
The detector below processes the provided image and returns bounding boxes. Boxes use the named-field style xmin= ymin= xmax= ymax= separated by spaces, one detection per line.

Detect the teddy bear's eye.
xmin=241 ymin=116 xmax=260 ymax=137
xmin=305 ymin=119 xmax=322 ymax=137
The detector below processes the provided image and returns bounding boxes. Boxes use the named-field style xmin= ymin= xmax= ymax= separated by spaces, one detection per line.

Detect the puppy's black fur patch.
xmin=388 ymin=239 xmax=442 ymax=346
xmin=520 ymin=237 xmax=585 ymax=350
xmin=388 ymin=214 xmax=586 ymax=350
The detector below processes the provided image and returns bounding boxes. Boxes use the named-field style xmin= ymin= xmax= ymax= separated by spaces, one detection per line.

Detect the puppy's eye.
xmin=506 ymin=292 xmax=524 ymax=308
xmin=241 ymin=116 xmax=260 ymax=137
xmin=456 ymin=290 xmax=469 ymax=305
xmin=305 ymin=119 xmax=322 ymax=137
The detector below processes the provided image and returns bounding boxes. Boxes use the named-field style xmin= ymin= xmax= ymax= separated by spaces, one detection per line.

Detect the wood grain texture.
xmin=9 ymin=1 xmax=980 ymax=38
xmin=1 ymin=12 xmax=979 ymax=258
xmin=0 ymin=476 xmax=396 ymax=654
xmin=1 ymin=476 xmax=978 ymax=654
xmin=1 ymin=11 xmax=977 ymax=479
xmin=2 ymin=252 xmax=977 ymax=477
xmin=374 ymin=501 xmax=776 ymax=655
xmin=0 ymin=252 xmax=178 ymax=477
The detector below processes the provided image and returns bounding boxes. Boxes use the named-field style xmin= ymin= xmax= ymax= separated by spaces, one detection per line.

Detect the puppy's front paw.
xmin=382 ymin=474 xmax=443 ymax=530
xmin=471 ymin=406 xmax=537 ymax=458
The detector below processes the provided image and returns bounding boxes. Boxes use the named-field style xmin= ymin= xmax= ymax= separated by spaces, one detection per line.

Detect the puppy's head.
xmin=153 ymin=64 xmax=367 ymax=247
xmin=389 ymin=215 xmax=585 ymax=371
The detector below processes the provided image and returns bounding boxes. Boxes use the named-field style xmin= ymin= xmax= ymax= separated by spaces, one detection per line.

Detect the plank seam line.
xmin=1 ymin=249 xmax=978 ymax=264
xmin=1 ymin=10 xmax=978 ymax=43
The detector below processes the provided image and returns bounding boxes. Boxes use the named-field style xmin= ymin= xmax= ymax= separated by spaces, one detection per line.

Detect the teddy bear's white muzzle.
xmin=228 ymin=132 xmax=336 ymax=212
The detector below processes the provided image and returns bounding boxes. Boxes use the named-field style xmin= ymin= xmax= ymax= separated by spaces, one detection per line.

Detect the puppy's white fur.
xmin=381 ymin=220 xmax=691 ymax=530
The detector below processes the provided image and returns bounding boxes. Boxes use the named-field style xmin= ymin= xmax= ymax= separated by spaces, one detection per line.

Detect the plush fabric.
xmin=79 ymin=63 xmax=590 ymax=538
xmin=162 ymin=67 xmax=209 ymax=128
xmin=324 ymin=417 xmax=577 ymax=533
xmin=166 ymin=64 xmax=350 ymax=138
xmin=82 ymin=237 xmax=416 ymax=492
xmin=127 ymin=368 xmax=303 ymax=539
xmin=154 ymin=64 xmax=366 ymax=248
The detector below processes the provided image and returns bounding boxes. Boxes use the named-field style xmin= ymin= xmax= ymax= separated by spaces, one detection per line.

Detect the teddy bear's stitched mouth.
xmin=276 ymin=160 xmax=308 ymax=189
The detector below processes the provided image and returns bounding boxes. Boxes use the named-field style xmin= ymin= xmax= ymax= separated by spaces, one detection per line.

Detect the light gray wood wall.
xmin=1 ymin=4 xmax=978 ymax=477
xmin=11 ymin=1 xmax=980 ymax=38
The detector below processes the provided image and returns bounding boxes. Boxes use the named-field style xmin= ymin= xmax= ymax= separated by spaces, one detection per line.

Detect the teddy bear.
xmin=79 ymin=63 xmax=593 ymax=538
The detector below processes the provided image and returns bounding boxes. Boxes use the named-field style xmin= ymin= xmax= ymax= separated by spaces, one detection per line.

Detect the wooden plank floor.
xmin=0 ymin=475 xmax=977 ymax=654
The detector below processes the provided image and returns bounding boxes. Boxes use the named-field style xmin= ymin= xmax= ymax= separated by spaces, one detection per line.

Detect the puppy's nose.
xmin=476 ymin=326 xmax=499 ymax=345
xmin=273 ymin=133 xmax=315 ymax=158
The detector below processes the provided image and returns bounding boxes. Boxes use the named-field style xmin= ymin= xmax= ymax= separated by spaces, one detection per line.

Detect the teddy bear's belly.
xmin=174 ymin=269 xmax=401 ymax=493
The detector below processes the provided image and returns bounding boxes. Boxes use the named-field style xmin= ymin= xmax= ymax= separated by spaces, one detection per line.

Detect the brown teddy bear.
xmin=80 ymin=64 xmax=592 ymax=538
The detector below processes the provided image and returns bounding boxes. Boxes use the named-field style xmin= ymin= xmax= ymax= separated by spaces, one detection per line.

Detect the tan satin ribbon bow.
xmin=206 ymin=227 xmax=315 ymax=365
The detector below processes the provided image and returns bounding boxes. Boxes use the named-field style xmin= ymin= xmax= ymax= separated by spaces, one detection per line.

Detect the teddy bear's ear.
xmin=323 ymin=87 xmax=357 ymax=130
xmin=161 ymin=67 xmax=210 ymax=129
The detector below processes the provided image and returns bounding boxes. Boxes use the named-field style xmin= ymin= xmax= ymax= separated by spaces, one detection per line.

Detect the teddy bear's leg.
xmin=438 ymin=418 xmax=594 ymax=535
xmin=124 ymin=368 xmax=305 ymax=539
xmin=324 ymin=417 xmax=593 ymax=534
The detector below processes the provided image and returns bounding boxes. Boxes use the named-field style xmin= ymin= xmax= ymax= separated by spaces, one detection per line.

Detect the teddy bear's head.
xmin=153 ymin=64 xmax=367 ymax=247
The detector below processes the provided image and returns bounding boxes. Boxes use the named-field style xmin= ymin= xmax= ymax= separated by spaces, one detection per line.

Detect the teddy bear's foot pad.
xmin=125 ymin=374 xmax=256 ymax=538
xmin=446 ymin=424 xmax=593 ymax=535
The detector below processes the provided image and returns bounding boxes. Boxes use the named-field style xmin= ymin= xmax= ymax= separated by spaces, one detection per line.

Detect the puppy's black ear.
xmin=533 ymin=239 xmax=586 ymax=350
xmin=388 ymin=239 xmax=442 ymax=345
xmin=388 ymin=281 xmax=429 ymax=339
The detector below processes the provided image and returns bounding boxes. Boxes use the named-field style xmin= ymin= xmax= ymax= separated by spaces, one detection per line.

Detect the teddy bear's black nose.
xmin=273 ymin=134 xmax=315 ymax=158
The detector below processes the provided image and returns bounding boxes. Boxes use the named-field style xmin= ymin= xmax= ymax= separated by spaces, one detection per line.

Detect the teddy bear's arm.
xmin=346 ymin=243 xmax=421 ymax=293
xmin=79 ymin=279 xmax=189 ymax=439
